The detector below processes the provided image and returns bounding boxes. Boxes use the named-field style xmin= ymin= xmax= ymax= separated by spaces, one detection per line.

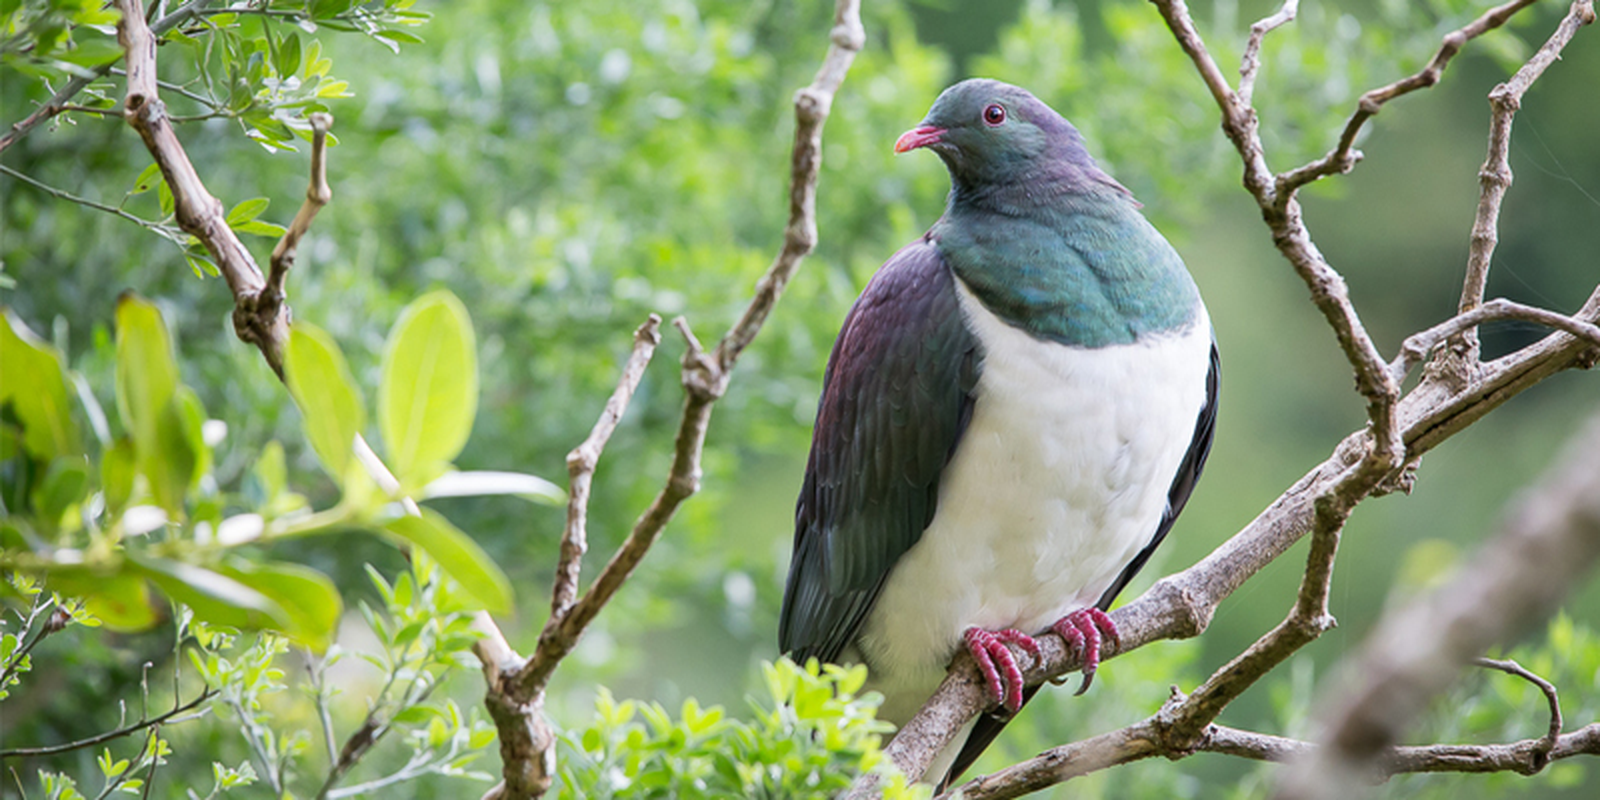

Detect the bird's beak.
xmin=894 ymin=125 xmax=946 ymax=154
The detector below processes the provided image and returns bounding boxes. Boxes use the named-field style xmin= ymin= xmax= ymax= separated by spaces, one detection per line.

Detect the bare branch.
xmin=0 ymin=688 xmax=216 ymax=758
xmin=1239 ymin=0 xmax=1299 ymax=106
xmin=1278 ymin=0 xmax=1541 ymax=194
xmin=1456 ymin=0 xmax=1598 ymax=358
xmin=1390 ymin=297 xmax=1600 ymax=382
xmin=1473 ymin=657 xmax=1562 ymax=763
xmin=552 ymin=315 xmax=663 ymax=623
xmin=1276 ymin=411 xmax=1600 ymax=800
xmin=867 ymin=2 xmax=1600 ymax=788
xmin=264 ymin=112 xmax=335 ymax=321
xmin=114 ymin=0 xmax=289 ymax=376
xmin=476 ymin=4 xmax=865 ymax=796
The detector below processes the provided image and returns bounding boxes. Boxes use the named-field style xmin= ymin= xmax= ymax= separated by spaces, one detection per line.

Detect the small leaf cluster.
xmin=556 ymin=658 xmax=929 ymax=800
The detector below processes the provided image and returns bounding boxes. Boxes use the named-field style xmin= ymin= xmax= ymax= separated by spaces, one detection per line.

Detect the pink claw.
xmin=1051 ymin=607 xmax=1119 ymax=695
xmin=963 ymin=627 xmax=1040 ymax=713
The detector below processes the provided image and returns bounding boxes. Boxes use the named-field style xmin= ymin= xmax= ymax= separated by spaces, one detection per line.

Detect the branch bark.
xmin=476 ymin=2 xmax=865 ymax=796
xmin=113 ymin=0 xmax=293 ymax=377
xmin=1275 ymin=410 xmax=1600 ymax=800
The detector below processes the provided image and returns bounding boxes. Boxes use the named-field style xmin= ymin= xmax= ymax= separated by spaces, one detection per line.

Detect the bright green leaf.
xmin=382 ymin=509 xmax=509 ymax=614
xmin=128 ymin=554 xmax=291 ymax=632
xmin=84 ymin=571 xmax=160 ymax=632
xmin=219 ymin=561 xmax=342 ymax=651
xmin=225 ymin=197 xmax=269 ymax=226
xmin=114 ymin=294 xmax=178 ymax=493
xmin=378 ymin=290 xmax=477 ymax=490
xmin=1 ymin=310 xmax=81 ymax=459
xmin=31 ymin=458 xmax=89 ymax=532
xmin=285 ymin=323 xmax=364 ymax=480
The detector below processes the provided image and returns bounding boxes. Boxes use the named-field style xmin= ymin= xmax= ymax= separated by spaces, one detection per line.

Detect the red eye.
xmin=982 ymin=104 xmax=1006 ymax=125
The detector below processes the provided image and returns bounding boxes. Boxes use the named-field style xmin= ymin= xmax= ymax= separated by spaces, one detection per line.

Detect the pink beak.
xmin=894 ymin=125 xmax=946 ymax=154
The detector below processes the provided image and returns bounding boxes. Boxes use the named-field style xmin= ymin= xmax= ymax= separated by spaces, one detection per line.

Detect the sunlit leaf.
xmin=378 ymin=290 xmax=477 ymax=490
xmin=219 ymin=561 xmax=342 ymax=651
xmin=1 ymin=310 xmax=81 ymax=459
xmin=84 ymin=571 xmax=160 ymax=632
xmin=422 ymin=470 xmax=566 ymax=506
xmin=382 ymin=509 xmax=510 ymax=613
xmin=285 ymin=323 xmax=365 ymax=479
xmin=128 ymin=554 xmax=291 ymax=632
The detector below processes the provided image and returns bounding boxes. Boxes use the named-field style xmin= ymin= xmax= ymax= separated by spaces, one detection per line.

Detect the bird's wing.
xmin=944 ymin=332 xmax=1219 ymax=789
xmin=778 ymin=238 xmax=980 ymax=664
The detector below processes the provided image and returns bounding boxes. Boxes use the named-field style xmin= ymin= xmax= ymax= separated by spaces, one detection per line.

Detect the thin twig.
xmin=1455 ymin=0 xmax=1598 ymax=358
xmin=550 ymin=315 xmax=662 ymax=621
xmin=1277 ymin=0 xmax=1541 ymax=194
xmin=1390 ymin=297 xmax=1600 ymax=382
xmin=1473 ymin=657 xmax=1563 ymax=765
xmin=0 ymin=163 xmax=180 ymax=240
xmin=1239 ymin=0 xmax=1299 ymax=106
xmin=0 ymin=0 xmax=215 ymax=154
xmin=0 ymin=688 xmax=215 ymax=759
xmin=264 ymin=111 xmax=334 ymax=318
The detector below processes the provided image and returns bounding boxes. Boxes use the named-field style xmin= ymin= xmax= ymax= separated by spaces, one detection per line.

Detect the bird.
xmin=778 ymin=78 xmax=1218 ymax=787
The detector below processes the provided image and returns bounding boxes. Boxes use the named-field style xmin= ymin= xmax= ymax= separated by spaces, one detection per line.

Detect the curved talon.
xmin=963 ymin=626 xmax=1039 ymax=713
xmin=1051 ymin=607 xmax=1120 ymax=696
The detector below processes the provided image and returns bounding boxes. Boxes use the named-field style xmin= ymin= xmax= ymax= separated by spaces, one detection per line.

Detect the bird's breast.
xmin=856 ymin=278 xmax=1211 ymax=723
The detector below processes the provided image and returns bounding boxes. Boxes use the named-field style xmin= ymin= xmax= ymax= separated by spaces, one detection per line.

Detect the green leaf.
xmin=225 ymin=197 xmax=269 ymax=226
xmin=101 ymin=437 xmax=136 ymax=515
xmin=421 ymin=470 xmax=566 ymax=505
xmin=382 ymin=509 xmax=510 ymax=613
xmin=148 ymin=386 xmax=206 ymax=513
xmin=218 ymin=561 xmax=342 ymax=651
xmin=84 ymin=571 xmax=160 ymax=632
xmin=128 ymin=554 xmax=291 ymax=632
xmin=1 ymin=310 xmax=81 ymax=459
xmin=277 ymin=32 xmax=302 ymax=77
xmin=114 ymin=293 xmax=178 ymax=481
xmin=128 ymin=162 xmax=162 ymax=195
xmin=31 ymin=458 xmax=89 ymax=532
xmin=378 ymin=290 xmax=477 ymax=490
xmin=285 ymin=323 xmax=364 ymax=479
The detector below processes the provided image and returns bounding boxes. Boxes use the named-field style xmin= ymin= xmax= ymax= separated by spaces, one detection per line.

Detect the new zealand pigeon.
xmin=778 ymin=79 xmax=1218 ymax=786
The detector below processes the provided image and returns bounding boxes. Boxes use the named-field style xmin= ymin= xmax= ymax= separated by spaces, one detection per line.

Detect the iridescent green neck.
xmin=933 ymin=189 xmax=1200 ymax=348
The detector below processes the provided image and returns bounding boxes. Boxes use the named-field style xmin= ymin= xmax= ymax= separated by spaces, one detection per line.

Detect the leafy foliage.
xmin=557 ymin=658 xmax=928 ymax=800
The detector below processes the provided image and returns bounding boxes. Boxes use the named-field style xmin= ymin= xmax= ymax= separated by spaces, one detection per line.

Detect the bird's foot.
xmin=1051 ymin=607 xmax=1120 ymax=696
xmin=963 ymin=626 xmax=1041 ymax=713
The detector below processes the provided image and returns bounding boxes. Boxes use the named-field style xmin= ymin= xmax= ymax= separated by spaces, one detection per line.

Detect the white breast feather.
xmin=857 ymin=279 xmax=1212 ymax=724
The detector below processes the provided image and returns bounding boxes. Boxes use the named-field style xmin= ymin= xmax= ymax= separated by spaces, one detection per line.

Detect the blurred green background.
xmin=3 ymin=0 xmax=1598 ymax=797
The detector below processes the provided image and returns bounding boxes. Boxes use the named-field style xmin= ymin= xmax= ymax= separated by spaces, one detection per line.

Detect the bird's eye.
xmin=982 ymin=104 xmax=1006 ymax=126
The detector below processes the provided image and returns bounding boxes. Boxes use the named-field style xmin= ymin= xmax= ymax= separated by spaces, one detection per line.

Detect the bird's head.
xmin=896 ymin=79 xmax=1102 ymax=194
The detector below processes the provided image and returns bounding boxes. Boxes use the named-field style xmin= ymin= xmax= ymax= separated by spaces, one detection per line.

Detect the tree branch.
xmin=1277 ymin=0 xmax=1541 ymax=194
xmin=0 ymin=688 xmax=215 ymax=759
xmin=1455 ymin=0 xmax=1598 ymax=357
xmin=476 ymin=3 xmax=865 ymax=797
xmin=1275 ymin=410 xmax=1600 ymax=800
xmin=0 ymin=0 xmax=215 ymax=155
xmin=113 ymin=0 xmax=290 ymax=377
